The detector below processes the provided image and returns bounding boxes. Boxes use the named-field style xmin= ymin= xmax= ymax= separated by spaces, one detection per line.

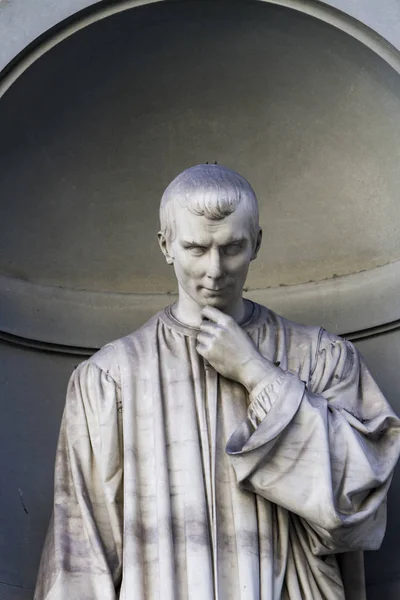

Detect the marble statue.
xmin=35 ymin=164 xmax=400 ymax=600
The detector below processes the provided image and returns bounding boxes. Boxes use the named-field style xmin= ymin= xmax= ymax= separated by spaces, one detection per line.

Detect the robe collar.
xmin=159 ymin=300 xmax=266 ymax=337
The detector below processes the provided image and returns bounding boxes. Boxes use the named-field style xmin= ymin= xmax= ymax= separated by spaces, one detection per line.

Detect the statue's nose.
xmin=206 ymin=250 xmax=223 ymax=279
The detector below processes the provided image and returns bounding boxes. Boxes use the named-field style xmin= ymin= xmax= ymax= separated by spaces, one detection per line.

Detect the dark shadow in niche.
xmin=1 ymin=0 xmax=400 ymax=295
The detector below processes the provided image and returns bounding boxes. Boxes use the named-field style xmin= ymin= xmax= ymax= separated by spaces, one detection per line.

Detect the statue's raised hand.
xmin=196 ymin=306 xmax=281 ymax=392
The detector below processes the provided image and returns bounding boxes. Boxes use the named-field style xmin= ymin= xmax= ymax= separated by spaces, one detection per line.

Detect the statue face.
xmin=164 ymin=201 xmax=260 ymax=312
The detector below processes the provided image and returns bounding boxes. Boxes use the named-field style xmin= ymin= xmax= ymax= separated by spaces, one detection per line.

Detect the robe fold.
xmin=34 ymin=303 xmax=400 ymax=600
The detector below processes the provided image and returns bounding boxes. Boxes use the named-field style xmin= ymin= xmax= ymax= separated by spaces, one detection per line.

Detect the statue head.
xmin=158 ymin=164 xmax=262 ymax=315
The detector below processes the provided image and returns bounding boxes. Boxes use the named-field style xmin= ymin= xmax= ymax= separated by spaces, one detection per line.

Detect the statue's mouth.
xmin=203 ymin=287 xmax=225 ymax=293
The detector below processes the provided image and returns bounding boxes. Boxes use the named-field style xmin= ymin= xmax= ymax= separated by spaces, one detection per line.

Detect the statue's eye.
xmin=223 ymin=244 xmax=242 ymax=256
xmin=189 ymin=246 xmax=206 ymax=256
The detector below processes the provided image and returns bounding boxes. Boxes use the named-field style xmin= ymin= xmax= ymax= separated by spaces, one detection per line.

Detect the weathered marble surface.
xmin=35 ymin=165 xmax=400 ymax=598
xmin=35 ymin=303 xmax=400 ymax=599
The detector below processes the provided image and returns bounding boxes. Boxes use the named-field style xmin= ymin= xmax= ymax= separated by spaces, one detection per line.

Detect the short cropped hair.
xmin=159 ymin=164 xmax=260 ymax=242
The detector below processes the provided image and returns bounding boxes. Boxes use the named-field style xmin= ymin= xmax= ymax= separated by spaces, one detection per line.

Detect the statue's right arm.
xmin=34 ymin=359 xmax=123 ymax=600
xmin=226 ymin=331 xmax=400 ymax=554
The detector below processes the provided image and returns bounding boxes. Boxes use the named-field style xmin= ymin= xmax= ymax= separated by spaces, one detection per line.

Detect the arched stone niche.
xmin=0 ymin=1 xmax=400 ymax=598
xmin=1 ymin=0 xmax=400 ymax=348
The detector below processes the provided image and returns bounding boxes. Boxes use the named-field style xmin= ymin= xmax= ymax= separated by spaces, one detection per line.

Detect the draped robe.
xmin=34 ymin=303 xmax=400 ymax=599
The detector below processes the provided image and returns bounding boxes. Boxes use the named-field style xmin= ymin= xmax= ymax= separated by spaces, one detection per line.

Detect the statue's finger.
xmin=197 ymin=331 xmax=212 ymax=345
xmin=201 ymin=305 xmax=226 ymax=324
xmin=199 ymin=320 xmax=219 ymax=334
xmin=196 ymin=342 xmax=207 ymax=357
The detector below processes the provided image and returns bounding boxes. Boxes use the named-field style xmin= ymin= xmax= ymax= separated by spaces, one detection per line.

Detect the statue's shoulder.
xmin=257 ymin=303 xmax=320 ymax=341
xmin=256 ymin=303 xmax=322 ymax=358
xmin=88 ymin=311 xmax=162 ymax=381
xmin=257 ymin=304 xmax=353 ymax=376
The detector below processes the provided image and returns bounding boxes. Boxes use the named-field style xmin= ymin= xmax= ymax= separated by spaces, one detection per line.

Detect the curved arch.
xmin=1 ymin=0 xmax=400 ymax=102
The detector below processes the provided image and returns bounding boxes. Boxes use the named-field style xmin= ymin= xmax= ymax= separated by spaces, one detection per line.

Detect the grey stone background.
xmin=0 ymin=1 xmax=399 ymax=598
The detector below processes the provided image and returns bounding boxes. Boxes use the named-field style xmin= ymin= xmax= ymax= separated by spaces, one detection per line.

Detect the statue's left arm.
xmin=34 ymin=359 xmax=123 ymax=599
xmin=225 ymin=329 xmax=400 ymax=555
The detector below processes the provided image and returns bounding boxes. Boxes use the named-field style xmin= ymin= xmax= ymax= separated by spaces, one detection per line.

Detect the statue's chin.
xmin=187 ymin=285 xmax=241 ymax=312
xmin=199 ymin=295 xmax=231 ymax=310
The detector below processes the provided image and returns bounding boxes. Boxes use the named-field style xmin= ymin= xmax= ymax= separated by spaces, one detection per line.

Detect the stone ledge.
xmin=1 ymin=260 xmax=399 ymax=349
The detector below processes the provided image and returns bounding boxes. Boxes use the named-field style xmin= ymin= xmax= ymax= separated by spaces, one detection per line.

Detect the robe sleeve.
xmin=226 ymin=329 xmax=400 ymax=555
xmin=34 ymin=359 xmax=123 ymax=600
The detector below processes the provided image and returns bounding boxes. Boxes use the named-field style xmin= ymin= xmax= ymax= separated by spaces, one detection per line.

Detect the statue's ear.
xmin=251 ymin=228 xmax=263 ymax=261
xmin=158 ymin=231 xmax=174 ymax=265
